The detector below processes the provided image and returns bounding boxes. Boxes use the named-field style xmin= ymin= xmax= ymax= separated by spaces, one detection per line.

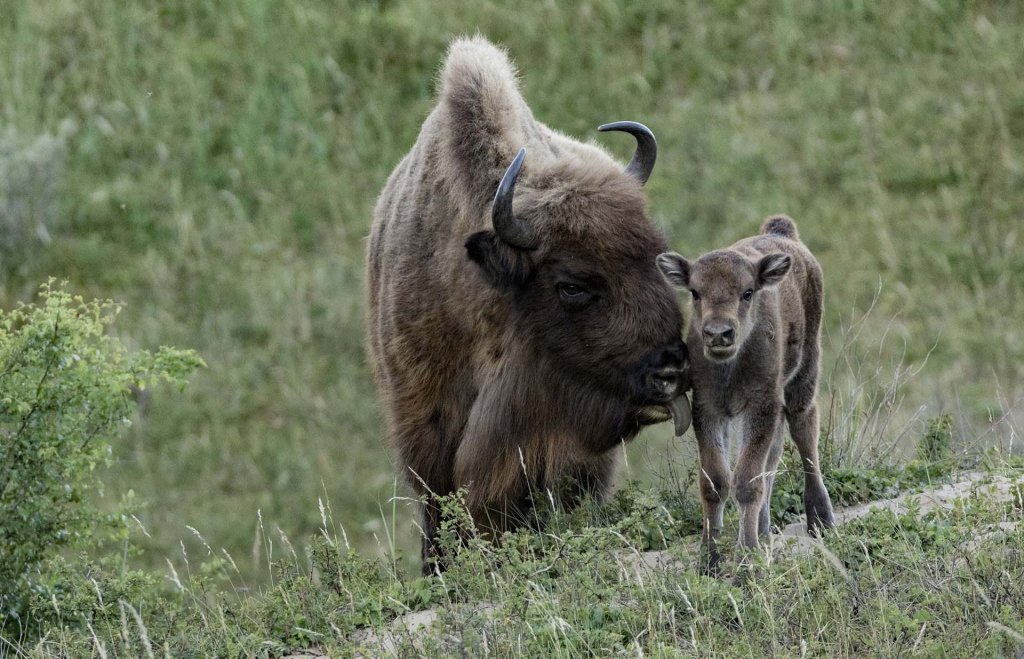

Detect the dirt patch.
xmin=773 ymin=472 xmax=1021 ymax=557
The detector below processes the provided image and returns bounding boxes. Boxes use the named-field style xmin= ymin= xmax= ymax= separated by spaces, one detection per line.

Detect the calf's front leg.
xmin=757 ymin=427 xmax=785 ymax=538
xmin=733 ymin=403 xmax=783 ymax=550
xmin=693 ymin=412 xmax=730 ymax=569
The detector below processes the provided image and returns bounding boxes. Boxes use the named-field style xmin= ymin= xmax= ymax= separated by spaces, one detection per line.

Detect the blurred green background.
xmin=2 ymin=0 xmax=1021 ymax=579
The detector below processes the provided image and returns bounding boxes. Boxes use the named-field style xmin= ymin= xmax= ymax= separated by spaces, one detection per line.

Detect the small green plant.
xmin=0 ymin=281 xmax=202 ymax=634
xmin=918 ymin=413 xmax=954 ymax=463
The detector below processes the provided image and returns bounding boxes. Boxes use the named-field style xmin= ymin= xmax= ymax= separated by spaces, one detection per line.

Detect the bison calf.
xmin=657 ymin=215 xmax=835 ymax=565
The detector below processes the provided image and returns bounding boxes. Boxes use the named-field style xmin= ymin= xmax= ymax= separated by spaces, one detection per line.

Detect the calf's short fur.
xmin=657 ymin=215 xmax=835 ymax=565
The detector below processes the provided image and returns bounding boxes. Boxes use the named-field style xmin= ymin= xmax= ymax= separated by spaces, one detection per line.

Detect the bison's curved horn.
xmin=491 ymin=147 xmax=539 ymax=250
xmin=598 ymin=121 xmax=657 ymax=185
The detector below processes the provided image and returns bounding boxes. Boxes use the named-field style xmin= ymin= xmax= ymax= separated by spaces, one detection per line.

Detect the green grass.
xmin=2 ymin=0 xmax=1023 ymax=596
xmin=11 ymin=461 xmax=1024 ymax=656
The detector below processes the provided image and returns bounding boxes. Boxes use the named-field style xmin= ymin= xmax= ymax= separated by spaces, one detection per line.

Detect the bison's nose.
xmin=703 ymin=323 xmax=735 ymax=347
xmin=648 ymin=368 xmax=679 ymax=396
xmin=647 ymin=341 xmax=688 ymax=397
xmin=632 ymin=340 xmax=688 ymax=404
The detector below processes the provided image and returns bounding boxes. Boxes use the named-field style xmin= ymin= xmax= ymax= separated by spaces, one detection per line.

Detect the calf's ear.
xmin=466 ymin=230 xmax=533 ymax=292
xmin=656 ymin=252 xmax=691 ymax=289
xmin=757 ymin=253 xmax=791 ymax=288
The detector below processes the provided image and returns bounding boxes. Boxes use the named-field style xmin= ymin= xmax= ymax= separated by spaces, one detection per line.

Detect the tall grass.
xmin=1 ymin=0 xmax=1022 ymax=580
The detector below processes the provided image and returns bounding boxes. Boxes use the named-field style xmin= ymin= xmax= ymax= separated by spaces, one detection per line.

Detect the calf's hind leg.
xmin=786 ymin=401 xmax=835 ymax=533
xmin=785 ymin=279 xmax=835 ymax=534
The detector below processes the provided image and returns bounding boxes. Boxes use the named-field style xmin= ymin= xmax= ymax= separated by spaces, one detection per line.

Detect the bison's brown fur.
xmin=657 ymin=215 xmax=835 ymax=568
xmin=366 ymin=37 xmax=688 ymax=571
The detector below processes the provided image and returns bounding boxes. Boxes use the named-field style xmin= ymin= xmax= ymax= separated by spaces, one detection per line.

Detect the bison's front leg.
xmin=454 ymin=375 xmax=532 ymax=539
xmin=555 ymin=452 xmax=618 ymax=512
xmin=733 ymin=403 xmax=782 ymax=550
xmin=421 ymin=497 xmax=443 ymax=575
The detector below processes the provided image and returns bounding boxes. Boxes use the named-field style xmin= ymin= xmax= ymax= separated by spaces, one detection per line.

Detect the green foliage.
xmin=387 ymin=477 xmax=1024 ymax=657
xmin=919 ymin=413 xmax=954 ymax=463
xmin=23 ymin=555 xmax=180 ymax=651
xmin=0 ymin=281 xmax=202 ymax=631
xmin=308 ymin=536 xmax=436 ymax=632
xmin=6 ymin=465 xmax=1023 ymax=656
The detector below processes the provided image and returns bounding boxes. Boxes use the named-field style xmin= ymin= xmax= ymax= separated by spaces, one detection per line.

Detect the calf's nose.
xmin=703 ymin=323 xmax=735 ymax=346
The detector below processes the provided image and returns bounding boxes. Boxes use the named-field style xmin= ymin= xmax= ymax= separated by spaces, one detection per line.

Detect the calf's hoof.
xmin=699 ymin=545 xmax=722 ymax=576
xmin=805 ymin=488 xmax=836 ymax=535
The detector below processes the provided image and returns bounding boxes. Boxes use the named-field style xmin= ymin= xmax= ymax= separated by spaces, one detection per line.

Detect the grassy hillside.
xmin=10 ymin=462 xmax=1024 ymax=656
xmin=2 ymin=0 xmax=1023 ymax=587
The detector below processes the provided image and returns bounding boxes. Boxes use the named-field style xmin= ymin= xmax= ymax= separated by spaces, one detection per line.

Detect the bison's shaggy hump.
xmin=434 ymin=36 xmax=635 ymax=226
xmin=437 ymin=37 xmax=535 ymax=212
xmin=439 ymin=37 xmax=527 ymax=151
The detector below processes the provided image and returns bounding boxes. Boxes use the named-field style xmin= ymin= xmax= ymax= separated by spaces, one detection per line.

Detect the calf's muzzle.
xmin=702 ymin=321 xmax=735 ymax=348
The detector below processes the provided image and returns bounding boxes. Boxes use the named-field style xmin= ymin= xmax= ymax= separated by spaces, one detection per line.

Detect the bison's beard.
xmin=520 ymin=356 xmax=680 ymax=453
xmin=455 ymin=350 xmax=684 ymax=504
xmin=634 ymin=396 xmax=691 ymax=436
xmin=545 ymin=358 xmax=691 ymax=447
xmin=452 ymin=352 xmax=687 ymax=536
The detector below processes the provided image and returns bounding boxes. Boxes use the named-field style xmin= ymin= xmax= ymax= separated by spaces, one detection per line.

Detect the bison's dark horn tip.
xmin=509 ymin=146 xmax=526 ymax=175
xmin=597 ymin=120 xmax=657 ymax=185
xmin=597 ymin=120 xmax=654 ymax=138
xmin=491 ymin=147 xmax=539 ymax=250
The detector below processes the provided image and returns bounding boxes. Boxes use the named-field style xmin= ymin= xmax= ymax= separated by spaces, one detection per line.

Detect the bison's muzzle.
xmin=630 ymin=340 xmax=691 ymax=436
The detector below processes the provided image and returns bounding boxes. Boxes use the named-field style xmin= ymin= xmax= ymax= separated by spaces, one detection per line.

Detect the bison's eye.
xmin=691 ymin=290 xmax=700 ymax=302
xmin=741 ymin=289 xmax=754 ymax=302
xmin=556 ymin=282 xmax=593 ymax=308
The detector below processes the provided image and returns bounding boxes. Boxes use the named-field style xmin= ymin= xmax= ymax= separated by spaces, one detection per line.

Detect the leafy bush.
xmin=918 ymin=413 xmax=954 ymax=463
xmin=0 ymin=281 xmax=202 ymax=631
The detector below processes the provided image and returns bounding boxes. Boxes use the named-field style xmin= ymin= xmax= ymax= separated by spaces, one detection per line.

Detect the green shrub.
xmin=918 ymin=413 xmax=954 ymax=463
xmin=0 ymin=281 xmax=202 ymax=632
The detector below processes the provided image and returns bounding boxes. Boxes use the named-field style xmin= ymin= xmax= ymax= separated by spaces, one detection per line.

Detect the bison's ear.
xmin=656 ymin=252 xmax=691 ymax=289
xmin=756 ymin=253 xmax=791 ymax=289
xmin=466 ymin=230 xmax=533 ymax=291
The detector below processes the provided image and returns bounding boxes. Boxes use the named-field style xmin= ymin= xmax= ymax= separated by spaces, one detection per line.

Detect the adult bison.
xmin=366 ymin=37 xmax=689 ymax=572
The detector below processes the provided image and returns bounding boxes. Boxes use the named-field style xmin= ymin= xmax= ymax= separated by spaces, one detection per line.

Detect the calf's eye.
xmin=742 ymin=289 xmax=753 ymax=301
